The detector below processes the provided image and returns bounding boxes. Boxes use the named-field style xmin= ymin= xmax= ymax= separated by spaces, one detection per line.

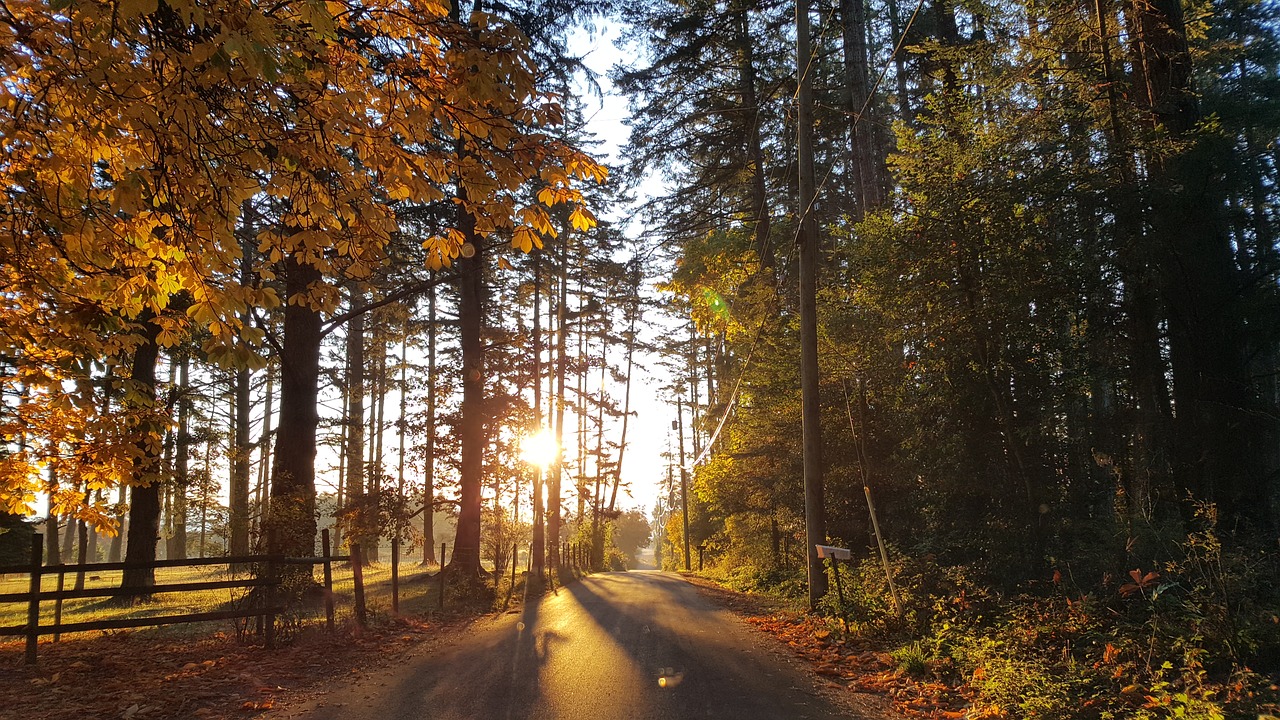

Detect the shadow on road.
xmin=299 ymin=572 xmax=848 ymax=720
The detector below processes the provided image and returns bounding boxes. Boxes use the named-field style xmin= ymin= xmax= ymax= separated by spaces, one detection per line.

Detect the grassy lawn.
xmin=0 ymin=559 xmax=457 ymax=648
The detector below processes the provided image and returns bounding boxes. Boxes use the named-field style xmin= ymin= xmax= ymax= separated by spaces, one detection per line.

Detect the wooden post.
xmin=391 ymin=537 xmax=400 ymax=615
xmin=830 ymin=559 xmax=850 ymax=633
xmin=797 ymin=0 xmax=828 ymax=611
xmin=52 ymin=565 xmax=65 ymax=642
xmin=322 ymin=529 xmax=335 ymax=632
xmin=264 ymin=541 xmax=278 ymax=649
xmin=676 ymin=402 xmax=691 ymax=571
xmin=697 ymin=545 xmax=704 ymax=571
xmin=864 ymin=486 xmax=903 ymax=617
xmin=351 ymin=543 xmax=367 ymax=627
xmin=510 ymin=541 xmax=518 ymax=587
xmin=438 ymin=542 xmax=446 ymax=611
xmin=26 ymin=533 xmax=42 ymax=665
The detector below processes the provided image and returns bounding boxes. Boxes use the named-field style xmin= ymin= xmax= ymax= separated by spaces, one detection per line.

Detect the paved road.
xmin=288 ymin=571 xmax=858 ymax=720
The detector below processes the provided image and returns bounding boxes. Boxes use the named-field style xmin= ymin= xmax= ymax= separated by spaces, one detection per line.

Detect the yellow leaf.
xmin=118 ymin=0 xmax=159 ymax=20
xmin=569 ymin=206 xmax=597 ymax=231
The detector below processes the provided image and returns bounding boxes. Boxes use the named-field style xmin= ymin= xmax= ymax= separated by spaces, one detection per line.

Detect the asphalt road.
xmin=287 ymin=571 xmax=859 ymax=720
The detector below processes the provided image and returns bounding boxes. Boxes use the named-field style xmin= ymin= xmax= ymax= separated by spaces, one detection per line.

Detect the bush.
xmin=605 ymin=548 xmax=628 ymax=571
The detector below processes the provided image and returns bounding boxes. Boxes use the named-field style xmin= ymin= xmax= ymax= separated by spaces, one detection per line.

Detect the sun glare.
xmin=520 ymin=428 xmax=559 ymax=469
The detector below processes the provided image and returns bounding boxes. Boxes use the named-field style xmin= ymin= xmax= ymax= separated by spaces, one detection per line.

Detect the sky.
xmin=565 ymin=22 xmax=681 ymax=518
xmin=563 ymin=23 xmax=670 ymax=515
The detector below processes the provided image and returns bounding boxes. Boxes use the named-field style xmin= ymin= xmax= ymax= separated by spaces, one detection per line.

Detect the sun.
xmin=520 ymin=428 xmax=559 ymax=470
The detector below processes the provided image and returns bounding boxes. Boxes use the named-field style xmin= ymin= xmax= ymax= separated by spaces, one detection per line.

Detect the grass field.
xmin=0 ymin=559 xmax=465 ymax=648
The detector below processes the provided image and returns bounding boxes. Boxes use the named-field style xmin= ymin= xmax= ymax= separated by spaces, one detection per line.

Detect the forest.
xmin=2 ymin=0 xmax=1278 ymax=716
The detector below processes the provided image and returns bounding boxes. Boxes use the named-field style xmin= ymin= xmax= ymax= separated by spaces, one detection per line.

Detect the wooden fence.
xmin=0 ymin=530 xmax=361 ymax=665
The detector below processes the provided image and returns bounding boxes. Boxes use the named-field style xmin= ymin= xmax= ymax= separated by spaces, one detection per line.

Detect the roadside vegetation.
xmin=689 ymin=505 xmax=1279 ymax=719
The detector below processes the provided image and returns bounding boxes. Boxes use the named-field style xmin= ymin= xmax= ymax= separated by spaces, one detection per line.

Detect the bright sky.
xmin=566 ymin=22 xmax=677 ymax=518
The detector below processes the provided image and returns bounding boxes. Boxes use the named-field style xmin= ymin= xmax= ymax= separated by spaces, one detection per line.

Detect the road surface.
xmin=284 ymin=571 xmax=860 ymax=719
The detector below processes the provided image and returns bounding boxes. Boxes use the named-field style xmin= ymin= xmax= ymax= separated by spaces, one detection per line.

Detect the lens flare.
xmin=520 ymin=428 xmax=559 ymax=469
xmin=701 ymin=288 xmax=729 ymax=322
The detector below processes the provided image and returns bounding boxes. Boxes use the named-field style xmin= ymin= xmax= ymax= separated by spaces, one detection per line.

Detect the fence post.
xmin=438 ymin=542 xmax=446 ymax=611
xmin=351 ymin=543 xmax=367 ymax=628
xmin=26 ymin=533 xmax=43 ymax=665
xmin=391 ymin=537 xmax=400 ymax=615
xmin=264 ymin=541 xmax=278 ymax=649
xmin=53 ymin=565 xmax=66 ymax=642
xmin=322 ymin=529 xmax=335 ymax=632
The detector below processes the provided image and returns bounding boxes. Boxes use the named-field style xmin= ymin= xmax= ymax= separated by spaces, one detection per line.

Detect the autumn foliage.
xmin=1 ymin=0 xmax=603 ymax=525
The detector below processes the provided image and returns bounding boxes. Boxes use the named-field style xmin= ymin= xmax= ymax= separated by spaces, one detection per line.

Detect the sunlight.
xmin=520 ymin=428 xmax=559 ymax=470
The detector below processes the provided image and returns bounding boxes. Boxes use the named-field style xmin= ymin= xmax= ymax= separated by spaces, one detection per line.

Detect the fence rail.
xmin=1 ymin=530 xmax=361 ymax=665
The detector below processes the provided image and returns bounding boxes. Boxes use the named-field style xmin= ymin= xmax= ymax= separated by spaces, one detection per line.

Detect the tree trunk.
xmin=608 ymin=267 xmax=640 ymax=513
xmin=60 ymin=507 xmax=75 ymax=562
xmin=44 ymin=473 xmax=60 ymax=566
xmin=74 ymin=510 xmax=87 ymax=590
xmin=531 ymin=255 xmax=546 ymax=575
xmin=169 ymin=354 xmax=190 ymax=560
xmin=547 ymin=228 xmax=568 ymax=569
xmin=253 ymin=365 xmax=274 ymax=545
xmin=451 ymin=199 xmax=486 ymax=577
xmin=108 ymin=484 xmax=125 ymax=562
xmin=1092 ymin=0 xmax=1173 ymax=525
xmin=369 ymin=327 xmax=386 ymax=562
xmin=840 ymin=0 xmax=885 ymax=219
xmin=230 ymin=239 xmax=253 ymax=557
xmin=267 ymin=256 xmax=323 ymax=563
xmin=886 ymin=0 xmax=913 ymax=124
xmin=575 ymin=272 xmax=588 ymax=523
xmin=120 ymin=317 xmax=163 ymax=594
xmin=421 ymin=285 xmax=438 ymax=566
xmin=732 ymin=2 xmax=775 ymax=271
xmin=395 ymin=320 xmax=409 ymax=555
xmin=344 ymin=290 xmax=369 ymax=563
xmin=1131 ymin=0 xmax=1267 ymax=530
xmin=86 ymin=489 xmax=101 ymax=565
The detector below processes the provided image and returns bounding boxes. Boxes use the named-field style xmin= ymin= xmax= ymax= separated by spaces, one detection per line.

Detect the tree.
xmin=1 ymin=0 xmax=606 ymax=575
xmin=612 ymin=508 xmax=652 ymax=564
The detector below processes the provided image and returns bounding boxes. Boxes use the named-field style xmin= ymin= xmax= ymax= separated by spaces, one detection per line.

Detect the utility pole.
xmin=676 ymin=399 xmax=691 ymax=571
xmin=797 ymin=0 xmax=828 ymax=609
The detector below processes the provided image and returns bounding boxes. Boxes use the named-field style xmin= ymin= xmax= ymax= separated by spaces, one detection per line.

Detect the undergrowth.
xmin=710 ymin=505 xmax=1280 ymax=719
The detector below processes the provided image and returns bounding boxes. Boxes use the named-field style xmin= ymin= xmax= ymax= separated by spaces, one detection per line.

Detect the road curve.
xmin=287 ymin=571 xmax=858 ymax=720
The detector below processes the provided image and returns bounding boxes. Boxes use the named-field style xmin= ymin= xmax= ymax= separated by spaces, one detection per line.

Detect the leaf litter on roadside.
xmin=0 ymin=619 xmax=444 ymax=720
xmin=741 ymin=610 xmax=1005 ymax=719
